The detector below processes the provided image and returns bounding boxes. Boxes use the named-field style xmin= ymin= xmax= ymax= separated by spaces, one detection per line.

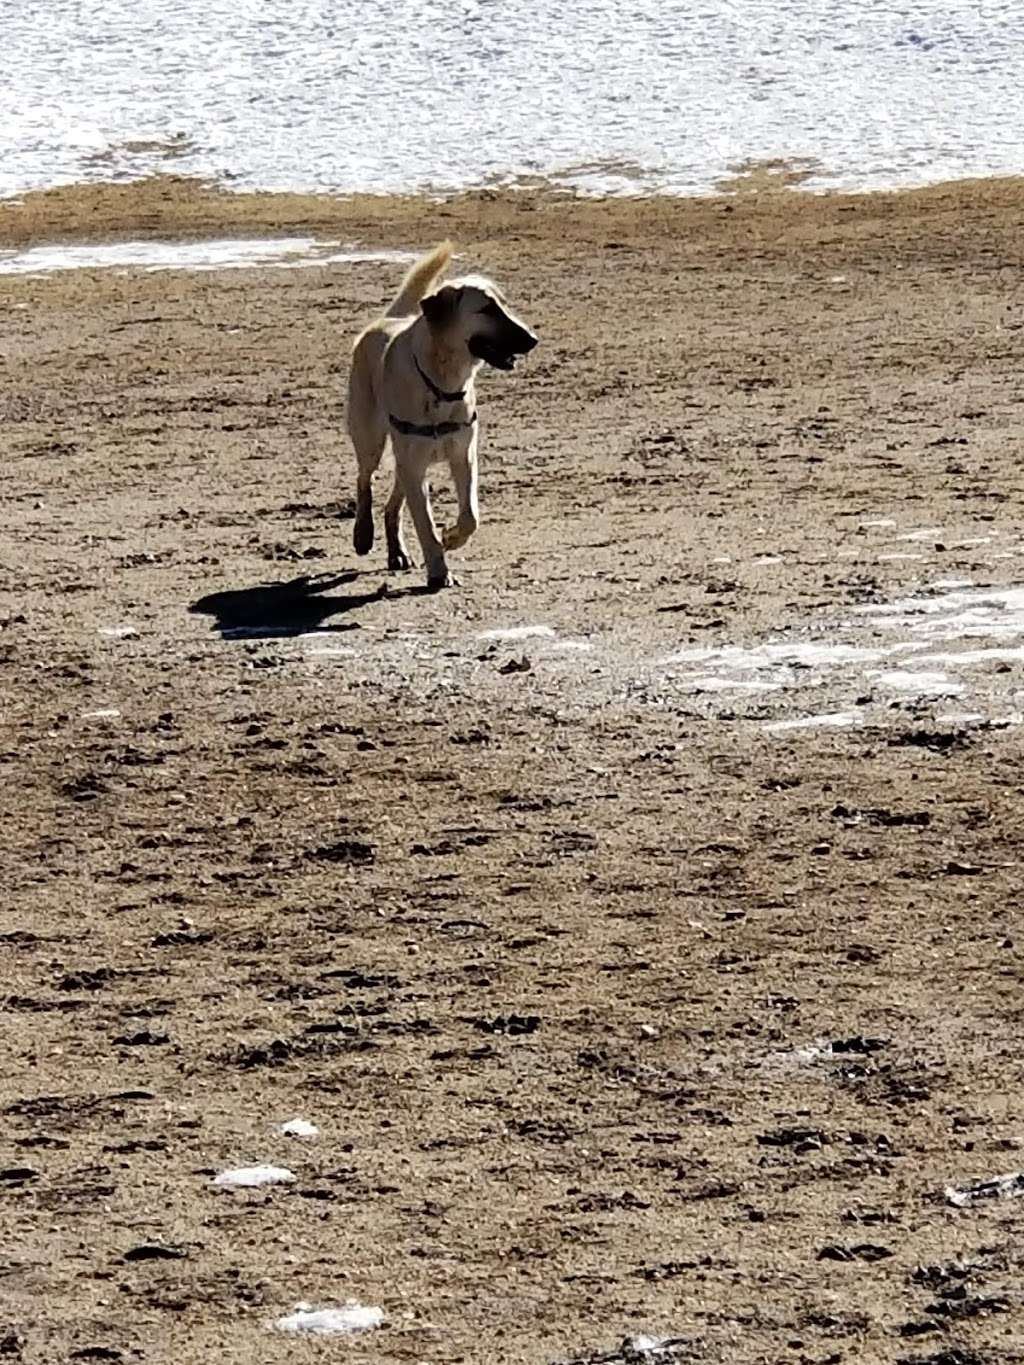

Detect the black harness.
xmin=389 ymin=412 xmax=477 ymax=439
xmin=389 ymin=357 xmax=475 ymax=440
xmin=414 ymin=356 xmax=466 ymax=403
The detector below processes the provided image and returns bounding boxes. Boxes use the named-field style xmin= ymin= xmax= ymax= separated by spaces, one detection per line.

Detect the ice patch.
xmin=273 ymin=1303 xmax=384 ymax=1335
xmin=878 ymin=552 xmax=925 ymax=562
xmin=0 ymin=238 xmax=416 ymax=276
xmin=213 ymin=1164 xmax=296 ymax=1188
xmin=918 ymin=647 xmax=1024 ymax=666
xmin=946 ymin=1172 xmax=1024 ymax=1208
xmin=897 ymin=527 xmax=942 ymax=542
xmin=860 ymin=518 xmax=897 ymax=529
xmin=628 ymin=1335 xmax=680 ymax=1360
xmin=857 ymin=586 xmax=1024 ymax=640
xmin=662 ymin=641 xmax=900 ymax=670
xmin=478 ymin=625 xmax=556 ymax=641
xmin=276 ymin=1118 xmax=319 ymax=1139
xmin=306 ymin=645 xmax=357 ymax=658
xmin=764 ymin=711 xmax=857 ymax=733
xmin=548 ymin=639 xmax=593 ymax=653
xmin=99 ymin=625 xmax=138 ymax=638
xmin=81 ymin=708 xmax=121 ymax=719
xmin=673 ymin=674 xmax=783 ymax=693
xmin=868 ymin=669 xmax=963 ymax=696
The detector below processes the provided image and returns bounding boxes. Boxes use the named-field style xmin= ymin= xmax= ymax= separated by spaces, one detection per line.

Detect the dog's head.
xmin=420 ymin=275 xmax=537 ymax=371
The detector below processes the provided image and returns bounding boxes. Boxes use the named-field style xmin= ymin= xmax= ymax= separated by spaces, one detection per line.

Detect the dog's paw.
xmin=353 ymin=516 xmax=374 ymax=556
xmin=388 ymin=549 xmax=414 ymax=571
xmin=425 ymin=571 xmax=458 ymax=592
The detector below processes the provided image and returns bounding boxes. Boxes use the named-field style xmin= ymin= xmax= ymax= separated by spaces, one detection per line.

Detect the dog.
xmin=346 ymin=241 xmax=537 ymax=589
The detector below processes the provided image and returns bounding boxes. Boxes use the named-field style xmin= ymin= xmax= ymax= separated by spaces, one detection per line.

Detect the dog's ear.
xmin=421 ymin=284 xmax=460 ymax=329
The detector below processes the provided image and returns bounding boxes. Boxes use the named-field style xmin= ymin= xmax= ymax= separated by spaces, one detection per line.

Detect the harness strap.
xmin=415 ymin=356 xmax=467 ymax=403
xmin=389 ymin=412 xmax=477 ymax=439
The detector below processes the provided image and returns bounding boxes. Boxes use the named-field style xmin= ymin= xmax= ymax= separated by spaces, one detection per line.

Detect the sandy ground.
xmin=3 ymin=175 xmax=1024 ymax=1365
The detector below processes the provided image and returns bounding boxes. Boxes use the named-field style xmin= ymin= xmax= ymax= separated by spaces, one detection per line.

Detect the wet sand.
xmin=3 ymin=175 xmax=1024 ymax=1364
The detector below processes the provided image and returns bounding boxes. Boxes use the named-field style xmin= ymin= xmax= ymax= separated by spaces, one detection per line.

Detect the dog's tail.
xmin=385 ymin=240 xmax=453 ymax=317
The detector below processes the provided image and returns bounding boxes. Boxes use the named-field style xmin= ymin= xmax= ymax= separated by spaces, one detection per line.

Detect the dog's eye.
xmin=479 ymin=300 xmax=502 ymax=318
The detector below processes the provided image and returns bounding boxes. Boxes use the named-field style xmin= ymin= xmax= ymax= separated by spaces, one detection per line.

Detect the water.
xmin=3 ymin=1 xmax=1023 ymax=201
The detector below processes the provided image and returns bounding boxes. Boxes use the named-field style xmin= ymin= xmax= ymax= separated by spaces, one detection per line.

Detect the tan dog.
xmin=346 ymin=242 xmax=537 ymax=589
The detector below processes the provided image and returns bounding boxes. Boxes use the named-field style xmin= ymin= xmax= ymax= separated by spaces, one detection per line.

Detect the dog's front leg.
xmin=384 ymin=478 xmax=413 ymax=571
xmin=442 ymin=441 xmax=480 ymax=552
xmin=400 ymin=459 xmax=452 ymax=589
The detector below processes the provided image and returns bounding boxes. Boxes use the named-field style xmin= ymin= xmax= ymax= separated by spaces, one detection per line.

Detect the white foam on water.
xmin=478 ymin=625 xmax=557 ymax=641
xmin=276 ymin=1118 xmax=319 ymax=1139
xmin=213 ymin=1164 xmax=296 ymax=1188
xmin=273 ymin=1303 xmax=384 ymax=1335
xmin=764 ymin=711 xmax=858 ymax=733
xmin=0 ymin=239 xmax=416 ymax=276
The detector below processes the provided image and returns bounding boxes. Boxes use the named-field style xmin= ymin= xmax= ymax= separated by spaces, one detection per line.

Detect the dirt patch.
xmin=2 ymin=177 xmax=1024 ymax=1364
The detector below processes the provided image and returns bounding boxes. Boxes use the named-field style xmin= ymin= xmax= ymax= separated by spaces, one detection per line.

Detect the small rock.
xmin=276 ymin=1118 xmax=319 ymax=1139
xmin=0 ymin=1168 xmax=38 ymax=1185
xmin=113 ymin=1030 xmax=170 ymax=1047
xmin=943 ymin=860 xmax=983 ymax=876
xmin=123 ymin=1243 xmax=188 ymax=1262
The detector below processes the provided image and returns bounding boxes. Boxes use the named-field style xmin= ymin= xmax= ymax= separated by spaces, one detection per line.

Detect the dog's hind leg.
xmin=384 ymin=478 xmax=413 ymax=571
xmin=352 ymin=438 xmax=384 ymax=556
xmin=347 ymin=340 xmax=388 ymax=557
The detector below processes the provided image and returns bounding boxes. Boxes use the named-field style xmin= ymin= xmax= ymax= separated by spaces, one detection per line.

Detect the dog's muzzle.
xmin=469 ymin=323 xmax=538 ymax=372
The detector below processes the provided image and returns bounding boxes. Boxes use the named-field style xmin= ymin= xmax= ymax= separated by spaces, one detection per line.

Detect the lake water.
xmin=2 ymin=0 xmax=1022 ymax=200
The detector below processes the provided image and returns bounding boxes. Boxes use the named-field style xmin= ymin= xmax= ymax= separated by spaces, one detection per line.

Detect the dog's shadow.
xmin=190 ymin=571 xmax=401 ymax=640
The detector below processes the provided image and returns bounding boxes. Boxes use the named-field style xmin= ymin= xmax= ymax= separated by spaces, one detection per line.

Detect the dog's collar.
xmin=390 ymin=412 xmax=477 ymax=440
xmin=415 ymin=355 xmax=467 ymax=403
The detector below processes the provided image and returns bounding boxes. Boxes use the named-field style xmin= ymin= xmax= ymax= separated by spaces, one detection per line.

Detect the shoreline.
xmin=2 ymin=171 xmax=1024 ymax=256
